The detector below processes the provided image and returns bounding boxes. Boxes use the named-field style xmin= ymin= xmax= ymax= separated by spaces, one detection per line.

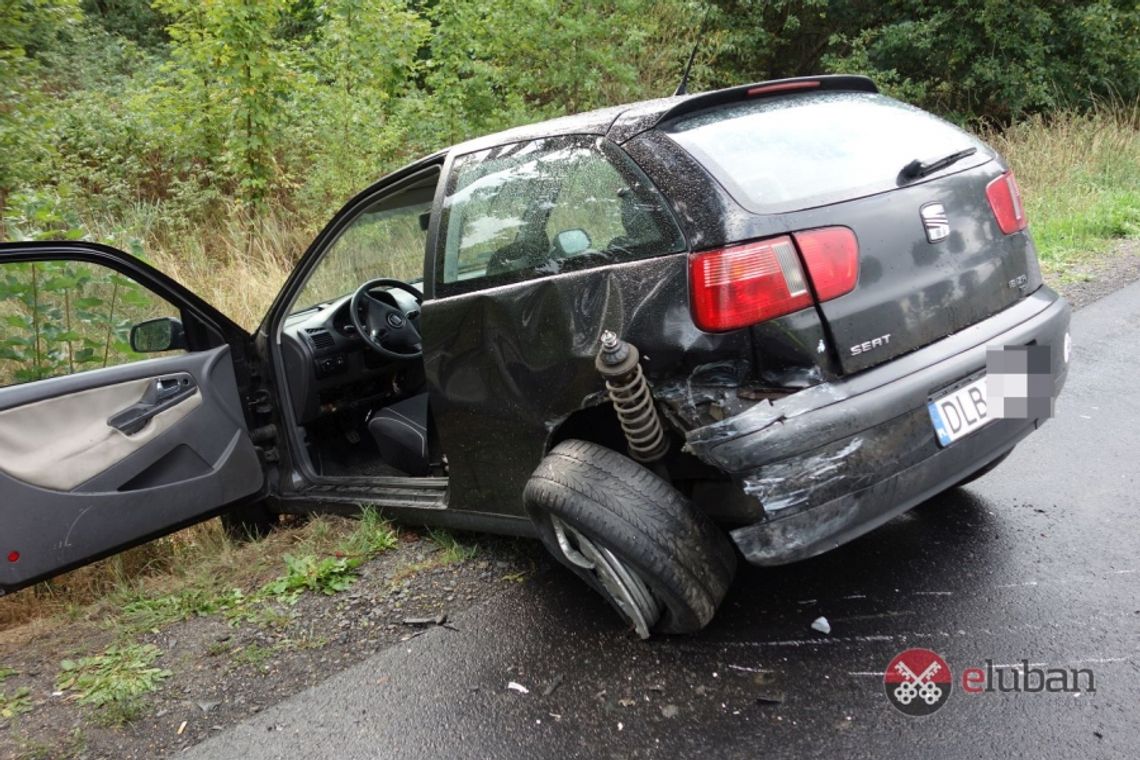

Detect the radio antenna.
xmin=673 ymin=7 xmax=711 ymax=97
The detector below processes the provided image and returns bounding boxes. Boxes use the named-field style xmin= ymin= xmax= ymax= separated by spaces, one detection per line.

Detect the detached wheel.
xmin=524 ymin=440 xmax=736 ymax=638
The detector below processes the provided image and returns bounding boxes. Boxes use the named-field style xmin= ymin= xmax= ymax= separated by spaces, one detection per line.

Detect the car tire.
xmin=220 ymin=499 xmax=278 ymax=541
xmin=954 ymin=449 xmax=1014 ymax=488
xmin=524 ymin=439 xmax=737 ymax=637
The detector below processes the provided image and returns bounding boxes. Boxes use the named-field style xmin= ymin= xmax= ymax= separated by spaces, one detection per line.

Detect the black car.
xmin=0 ymin=75 xmax=1070 ymax=637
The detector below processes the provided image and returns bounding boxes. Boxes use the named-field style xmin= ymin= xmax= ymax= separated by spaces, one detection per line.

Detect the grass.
xmin=262 ymin=555 xmax=361 ymax=603
xmin=427 ymin=528 xmax=480 ymax=565
xmin=11 ymin=730 xmax=86 ymax=760
xmin=55 ymin=642 xmax=171 ymax=725
xmin=89 ymin=207 xmax=301 ymax=332
xmin=0 ymin=509 xmax=398 ymax=636
xmin=1 ymin=686 xmax=33 ymax=719
xmin=984 ymin=103 xmax=1140 ymax=275
xmin=229 ymin=643 xmax=276 ymax=673
xmin=0 ymin=511 xmax=403 ymax=729
xmin=390 ymin=529 xmax=480 ymax=585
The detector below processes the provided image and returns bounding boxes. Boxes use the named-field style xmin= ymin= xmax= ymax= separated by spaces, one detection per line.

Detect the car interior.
xmin=277 ymin=169 xmax=442 ymax=481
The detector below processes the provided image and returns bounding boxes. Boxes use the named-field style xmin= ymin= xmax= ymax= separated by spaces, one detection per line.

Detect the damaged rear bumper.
xmin=685 ymin=287 xmax=1071 ymax=566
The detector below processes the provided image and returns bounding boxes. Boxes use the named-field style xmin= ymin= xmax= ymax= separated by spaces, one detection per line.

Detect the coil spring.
xmin=605 ymin=361 xmax=668 ymax=463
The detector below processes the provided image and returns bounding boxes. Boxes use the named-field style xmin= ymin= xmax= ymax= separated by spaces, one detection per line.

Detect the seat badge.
xmin=921 ymin=203 xmax=950 ymax=243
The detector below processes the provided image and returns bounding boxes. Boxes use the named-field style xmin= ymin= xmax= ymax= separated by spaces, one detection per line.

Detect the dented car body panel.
xmin=422 ymin=252 xmax=752 ymax=519
xmin=684 ymin=289 xmax=1070 ymax=563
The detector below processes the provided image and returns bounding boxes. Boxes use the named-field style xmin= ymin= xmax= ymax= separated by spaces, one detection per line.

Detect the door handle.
xmin=108 ymin=374 xmax=197 ymax=435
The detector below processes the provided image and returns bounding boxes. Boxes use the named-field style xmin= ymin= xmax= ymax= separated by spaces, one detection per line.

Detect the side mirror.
xmin=130 ymin=317 xmax=187 ymax=353
xmin=553 ymin=228 xmax=592 ymax=257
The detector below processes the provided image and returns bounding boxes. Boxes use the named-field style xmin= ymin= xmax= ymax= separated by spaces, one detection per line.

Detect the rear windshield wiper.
xmin=898 ymin=147 xmax=978 ymax=183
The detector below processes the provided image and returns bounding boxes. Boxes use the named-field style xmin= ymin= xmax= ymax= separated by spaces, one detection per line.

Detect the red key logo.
xmin=884 ymin=648 xmax=952 ymax=716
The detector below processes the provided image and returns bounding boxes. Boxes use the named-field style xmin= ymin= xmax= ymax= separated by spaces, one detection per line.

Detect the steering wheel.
xmin=349 ymin=278 xmax=424 ymax=360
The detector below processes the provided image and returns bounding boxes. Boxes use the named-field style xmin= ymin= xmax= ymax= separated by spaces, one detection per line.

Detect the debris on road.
xmin=507 ymin=681 xmax=530 ymax=694
xmin=661 ymin=704 xmax=680 ymax=718
xmin=756 ymin=692 xmax=786 ymax=705
xmin=541 ymin=674 xmax=564 ymax=696
xmin=401 ymin=614 xmax=447 ymax=627
xmin=811 ymin=616 xmax=831 ymax=634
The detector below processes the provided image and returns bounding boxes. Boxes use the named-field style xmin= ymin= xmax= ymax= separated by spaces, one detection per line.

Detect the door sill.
xmin=284 ymin=475 xmax=448 ymax=509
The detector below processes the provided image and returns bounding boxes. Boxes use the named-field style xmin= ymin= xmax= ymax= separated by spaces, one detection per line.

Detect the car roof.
xmin=447 ymin=75 xmax=878 ymax=155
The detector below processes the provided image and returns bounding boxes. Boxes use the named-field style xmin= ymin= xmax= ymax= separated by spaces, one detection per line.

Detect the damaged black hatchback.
xmin=0 ymin=75 xmax=1070 ymax=637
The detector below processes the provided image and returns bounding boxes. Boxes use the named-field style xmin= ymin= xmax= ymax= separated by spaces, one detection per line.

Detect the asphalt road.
xmin=185 ymin=283 xmax=1140 ymax=760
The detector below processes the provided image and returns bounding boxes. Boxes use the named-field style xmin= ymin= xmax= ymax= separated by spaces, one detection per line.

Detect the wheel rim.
xmin=550 ymin=515 xmax=663 ymax=639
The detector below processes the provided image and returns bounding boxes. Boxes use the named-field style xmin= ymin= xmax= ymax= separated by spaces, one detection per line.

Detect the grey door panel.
xmin=0 ymin=378 xmax=203 ymax=491
xmin=0 ymin=346 xmax=264 ymax=592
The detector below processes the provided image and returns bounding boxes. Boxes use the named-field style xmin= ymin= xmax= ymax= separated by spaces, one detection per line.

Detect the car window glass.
xmin=437 ymin=137 xmax=684 ymax=295
xmin=665 ymin=91 xmax=989 ymax=213
xmin=292 ymin=169 xmax=439 ymax=313
xmin=0 ymin=259 xmax=183 ymax=387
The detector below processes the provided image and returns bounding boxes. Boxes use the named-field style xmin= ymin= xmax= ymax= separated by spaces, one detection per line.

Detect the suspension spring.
xmin=596 ymin=331 xmax=669 ymax=463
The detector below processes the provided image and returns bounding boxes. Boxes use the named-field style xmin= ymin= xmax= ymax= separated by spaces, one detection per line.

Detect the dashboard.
xmin=280 ymin=286 xmax=422 ymax=425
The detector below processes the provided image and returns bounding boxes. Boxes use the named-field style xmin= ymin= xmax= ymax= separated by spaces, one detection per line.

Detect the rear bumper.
xmin=685 ymin=287 xmax=1071 ymax=566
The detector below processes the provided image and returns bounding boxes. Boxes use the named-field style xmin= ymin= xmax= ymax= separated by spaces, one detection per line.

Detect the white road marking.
xmin=727 ymin=664 xmax=775 ymax=674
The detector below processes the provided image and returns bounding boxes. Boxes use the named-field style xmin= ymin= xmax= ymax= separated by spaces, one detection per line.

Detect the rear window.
xmin=663 ymin=91 xmax=990 ymax=214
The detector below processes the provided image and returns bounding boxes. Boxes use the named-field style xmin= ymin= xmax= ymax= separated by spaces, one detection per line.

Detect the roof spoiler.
xmin=655 ymin=74 xmax=878 ymax=126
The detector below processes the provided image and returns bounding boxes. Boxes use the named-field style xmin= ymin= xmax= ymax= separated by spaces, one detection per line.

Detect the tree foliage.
xmin=703 ymin=0 xmax=1140 ymax=123
xmin=0 ymin=0 xmax=1136 ymax=245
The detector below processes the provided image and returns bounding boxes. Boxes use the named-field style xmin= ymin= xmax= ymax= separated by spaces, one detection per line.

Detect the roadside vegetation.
xmin=0 ymin=509 xmax=475 ymax=630
xmin=0 ymin=509 xmax=488 ymax=737
xmin=987 ymin=103 xmax=1140 ymax=276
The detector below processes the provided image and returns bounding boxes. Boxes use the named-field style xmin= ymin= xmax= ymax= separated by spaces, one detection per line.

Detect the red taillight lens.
xmin=746 ymin=80 xmax=820 ymax=97
xmin=793 ymin=227 xmax=859 ymax=301
xmin=690 ymin=236 xmax=812 ymax=332
xmin=986 ymin=171 xmax=1028 ymax=234
xmin=6 ymin=551 xmax=18 ymax=563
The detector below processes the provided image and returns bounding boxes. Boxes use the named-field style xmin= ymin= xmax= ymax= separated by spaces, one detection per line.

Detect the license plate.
xmin=927 ymin=375 xmax=992 ymax=447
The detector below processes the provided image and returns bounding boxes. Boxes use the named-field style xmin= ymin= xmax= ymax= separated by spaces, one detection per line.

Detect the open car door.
xmin=0 ymin=242 xmax=264 ymax=595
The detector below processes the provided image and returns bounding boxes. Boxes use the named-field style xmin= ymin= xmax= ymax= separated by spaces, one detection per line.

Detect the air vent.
xmin=305 ymin=328 xmax=335 ymax=350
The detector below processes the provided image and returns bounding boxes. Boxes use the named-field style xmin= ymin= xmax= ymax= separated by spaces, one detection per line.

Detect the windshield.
xmin=291 ymin=171 xmax=438 ymax=314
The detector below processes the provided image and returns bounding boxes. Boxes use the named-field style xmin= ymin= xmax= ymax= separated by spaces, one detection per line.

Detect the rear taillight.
xmin=690 ymin=227 xmax=858 ymax=332
xmin=690 ymin=236 xmax=812 ymax=332
xmin=793 ymin=227 xmax=859 ymax=301
xmin=746 ymin=80 xmax=820 ymax=97
xmin=986 ymin=171 xmax=1028 ymax=234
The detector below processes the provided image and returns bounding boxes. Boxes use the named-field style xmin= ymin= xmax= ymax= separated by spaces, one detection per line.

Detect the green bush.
xmin=706 ymin=0 xmax=1139 ymax=124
